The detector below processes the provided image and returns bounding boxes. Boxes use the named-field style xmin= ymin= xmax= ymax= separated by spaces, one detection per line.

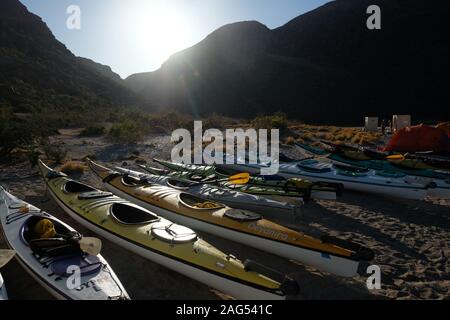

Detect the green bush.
xmin=0 ymin=106 xmax=34 ymax=157
xmin=80 ymin=124 xmax=105 ymax=137
xmin=251 ymin=112 xmax=288 ymax=131
xmin=109 ymin=120 xmax=144 ymax=143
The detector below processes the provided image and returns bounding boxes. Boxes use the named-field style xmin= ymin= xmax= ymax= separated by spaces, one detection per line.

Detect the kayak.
xmin=88 ymin=160 xmax=374 ymax=278
xmin=112 ymin=166 xmax=302 ymax=221
xmin=387 ymin=157 xmax=450 ymax=171
xmin=38 ymin=160 xmax=296 ymax=299
xmin=328 ymin=154 xmax=450 ymax=199
xmin=0 ymin=187 xmax=129 ymax=300
xmin=295 ymin=142 xmax=330 ymax=156
xmin=0 ymin=273 xmax=6 ymax=300
xmin=216 ymin=159 xmax=429 ymax=200
xmin=152 ymin=159 xmax=340 ymax=201
xmin=296 ymin=141 xmax=450 ymax=171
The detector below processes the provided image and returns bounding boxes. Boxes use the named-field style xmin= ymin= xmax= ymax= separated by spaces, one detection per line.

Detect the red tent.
xmin=436 ymin=122 xmax=450 ymax=137
xmin=384 ymin=124 xmax=450 ymax=154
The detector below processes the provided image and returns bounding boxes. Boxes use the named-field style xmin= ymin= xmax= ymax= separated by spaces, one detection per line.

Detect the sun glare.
xmin=129 ymin=3 xmax=192 ymax=68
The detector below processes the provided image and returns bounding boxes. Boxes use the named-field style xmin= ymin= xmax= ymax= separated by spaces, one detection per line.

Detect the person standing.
xmin=381 ymin=119 xmax=386 ymax=135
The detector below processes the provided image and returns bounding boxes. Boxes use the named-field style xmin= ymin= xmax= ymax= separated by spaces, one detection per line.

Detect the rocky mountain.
xmin=125 ymin=0 xmax=450 ymax=124
xmin=0 ymin=0 xmax=142 ymax=115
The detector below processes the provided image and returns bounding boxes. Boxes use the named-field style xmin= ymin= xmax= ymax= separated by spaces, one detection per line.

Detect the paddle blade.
xmin=386 ymin=154 xmax=405 ymax=160
xmin=228 ymin=172 xmax=250 ymax=185
xmin=79 ymin=237 xmax=102 ymax=256
xmin=0 ymin=250 xmax=16 ymax=268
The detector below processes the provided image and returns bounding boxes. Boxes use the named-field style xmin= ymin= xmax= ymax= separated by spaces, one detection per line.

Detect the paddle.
xmin=189 ymin=172 xmax=251 ymax=186
xmin=386 ymin=154 xmax=405 ymax=160
xmin=78 ymin=237 xmax=102 ymax=256
xmin=0 ymin=250 xmax=15 ymax=268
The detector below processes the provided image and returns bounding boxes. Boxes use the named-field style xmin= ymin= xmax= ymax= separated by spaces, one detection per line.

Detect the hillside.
xmin=0 ymin=0 xmax=142 ymax=115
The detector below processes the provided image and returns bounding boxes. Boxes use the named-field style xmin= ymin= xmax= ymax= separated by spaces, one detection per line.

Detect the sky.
xmin=20 ymin=0 xmax=329 ymax=78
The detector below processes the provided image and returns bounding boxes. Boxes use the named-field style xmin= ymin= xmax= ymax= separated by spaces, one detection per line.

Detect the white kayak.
xmin=219 ymin=159 xmax=429 ymax=200
xmin=114 ymin=166 xmax=302 ymax=221
xmin=0 ymin=273 xmax=7 ymax=300
xmin=0 ymin=187 xmax=130 ymax=300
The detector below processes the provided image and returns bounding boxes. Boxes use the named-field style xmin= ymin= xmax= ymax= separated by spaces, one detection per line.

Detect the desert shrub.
xmin=251 ymin=112 xmax=288 ymax=131
xmin=284 ymin=136 xmax=296 ymax=145
xmin=60 ymin=161 xmax=86 ymax=175
xmin=25 ymin=144 xmax=42 ymax=166
xmin=42 ymin=141 xmax=67 ymax=164
xmin=0 ymin=106 xmax=35 ymax=157
xmin=80 ymin=124 xmax=105 ymax=137
xmin=109 ymin=120 xmax=144 ymax=143
xmin=301 ymin=133 xmax=313 ymax=142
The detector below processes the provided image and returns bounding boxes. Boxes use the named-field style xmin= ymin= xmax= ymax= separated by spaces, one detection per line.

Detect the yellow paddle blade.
xmin=386 ymin=154 xmax=405 ymax=160
xmin=228 ymin=172 xmax=250 ymax=185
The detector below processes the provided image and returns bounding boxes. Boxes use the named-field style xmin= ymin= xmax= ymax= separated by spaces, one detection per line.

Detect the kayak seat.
xmin=64 ymin=181 xmax=97 ymax=194
xmin=110 ymin=203 xmax=159 ymax=225
xmin=21 ymin=216 xmax=82 ymax=258
xmin=51 ymin=253 xmax=102 ymax=277
xmin=21 ymin=216 xmax=72 ymax=244
xmin=179 ymin=193 xmax=224 ymax=210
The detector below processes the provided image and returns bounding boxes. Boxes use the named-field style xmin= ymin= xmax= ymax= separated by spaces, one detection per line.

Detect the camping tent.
xmin=384 ymin=124 xmax=450 ymax=154
xmin=392 ymin=115 xmax=411 ymax=133
xmin=364 ymin=117 xmax=378 ymax=132
xmin=437 ymin=122 xmax=450 ymax=137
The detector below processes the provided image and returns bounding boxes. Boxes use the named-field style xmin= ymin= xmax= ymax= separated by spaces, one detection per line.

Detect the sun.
xmin=130 ymin=4 xmax=192 ymax=67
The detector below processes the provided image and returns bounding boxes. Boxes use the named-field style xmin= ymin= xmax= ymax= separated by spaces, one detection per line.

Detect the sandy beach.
xmin=0 ymin=128 xmax=449 ymax=300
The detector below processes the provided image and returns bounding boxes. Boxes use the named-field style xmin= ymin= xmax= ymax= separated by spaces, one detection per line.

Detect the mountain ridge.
xmin=0 ymin=0 xmax=143 ymax=115
xmin=124 ymin=0 xmax=450 ymax=125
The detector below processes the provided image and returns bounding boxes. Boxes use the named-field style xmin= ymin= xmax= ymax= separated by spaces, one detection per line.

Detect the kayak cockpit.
xmin=21 ymin=216 xmax=73 ymax=245
xmin=121 ymin=175 xmax=149 ymax=187
xmin=178 ymin=193 xmax=224 ymax=210
xmin=63 ymin=181 xmax=96 ymax=193
xmin=167 ymin=179 xmax=194 ymax=190
xmin=110 ymin=203 xmax=159 ymax=225
xmin=20 ymin=216 xmax=103 ymax=277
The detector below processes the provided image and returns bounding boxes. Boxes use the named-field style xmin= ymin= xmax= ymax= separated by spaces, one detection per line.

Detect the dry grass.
xmin=284 ymin=136 xmax=296 ymax=145
xmin=293 ymin=126 xmax=383 ymax=145
xmin=60 ymin=161 xmax=87 ymax=175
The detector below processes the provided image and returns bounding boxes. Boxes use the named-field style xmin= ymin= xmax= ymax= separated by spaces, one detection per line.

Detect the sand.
xmin=0 ymin=129 xmax=448 ymax=300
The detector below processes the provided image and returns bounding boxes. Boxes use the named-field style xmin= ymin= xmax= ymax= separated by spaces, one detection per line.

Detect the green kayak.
xmin=147 ymin=159 xmax=342 ymax=201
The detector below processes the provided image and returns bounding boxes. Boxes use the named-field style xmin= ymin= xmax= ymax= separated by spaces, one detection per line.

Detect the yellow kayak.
xmin=88 ymin=160 xmax=374 ymax=278
xmin=38 ymin=160 xmax=297 ymax=300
